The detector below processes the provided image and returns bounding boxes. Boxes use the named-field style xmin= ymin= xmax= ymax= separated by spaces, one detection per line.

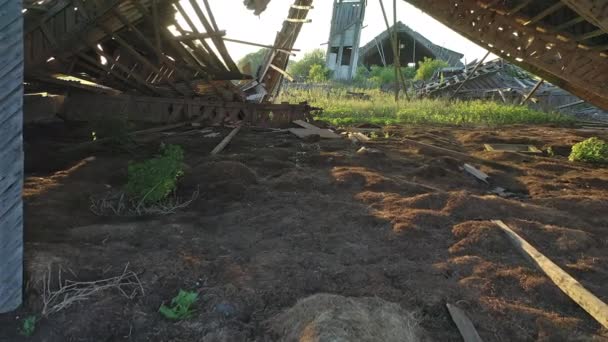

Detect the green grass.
xmin=159 ymin=290 xmax=198 ymax=320
xmin=278 ymin=88 xmax=574 ymax=127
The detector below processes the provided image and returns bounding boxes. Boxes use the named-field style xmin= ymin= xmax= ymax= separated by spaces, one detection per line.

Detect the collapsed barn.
xmin=418 ymin=59 xmax=608 ymax=121
xmin=2 ymin=0 xmax=608 ymax=340
xmin=23 ymin=0 xmax=314 ymax=126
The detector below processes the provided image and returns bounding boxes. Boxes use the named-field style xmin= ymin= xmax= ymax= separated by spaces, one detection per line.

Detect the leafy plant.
xmin=288 ymin=49 xmax=326 ymax=80
xmin=19 ymin=315 xmax=37 ymax=337
xmin=308 ymin=63 xmax=332 ymax=83
xmin=126 ymin=144 xmax=184 ymax=204
xmin=159 ymin=290 xmax=198 ymax=320
xmin=569 ymin=137 xmax=608 ymax=164
xmin=415 ymin=57 xmax=449 ymax=81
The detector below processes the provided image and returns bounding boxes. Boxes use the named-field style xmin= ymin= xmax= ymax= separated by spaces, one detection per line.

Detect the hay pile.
xmin=267 ymin=294 xmax=426 ymax=342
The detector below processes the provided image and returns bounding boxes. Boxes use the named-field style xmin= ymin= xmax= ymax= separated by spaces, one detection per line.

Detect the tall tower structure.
xmin=325 ymin=0 xmax=367 ymax=81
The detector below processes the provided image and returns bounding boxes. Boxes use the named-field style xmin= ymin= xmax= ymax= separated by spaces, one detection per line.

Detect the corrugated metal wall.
xmin=0 ymin=0 xmax=24 ymax=313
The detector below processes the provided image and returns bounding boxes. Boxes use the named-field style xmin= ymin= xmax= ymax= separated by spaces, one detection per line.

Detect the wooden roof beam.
xmin=507 ymin=0 xmax=534 ymax=16
xmin=577 ymin=29 xmax=606 ymax=41
xmin=560 ymin=0 xmax=608 ymax=36
xmin=524 ymin=2 xmax=565 ymax=26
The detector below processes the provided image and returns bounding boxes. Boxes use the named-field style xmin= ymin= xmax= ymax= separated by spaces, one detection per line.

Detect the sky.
xmin=206 ymin=0 xmax=496 ymax=64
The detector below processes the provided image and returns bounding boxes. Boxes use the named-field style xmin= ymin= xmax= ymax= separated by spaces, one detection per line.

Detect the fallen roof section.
xmin=401 ymin=0 xmax=608 ymax=110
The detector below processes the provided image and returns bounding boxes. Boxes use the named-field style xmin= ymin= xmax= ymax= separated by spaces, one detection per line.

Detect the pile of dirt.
xmin=267 ymin=294 xmax=426 ymax=342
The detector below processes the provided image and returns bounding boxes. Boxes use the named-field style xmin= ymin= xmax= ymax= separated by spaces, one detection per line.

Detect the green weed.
xmin=19 ymin=315 xmax=36 ymax=337
xmin=569 ymin=137 xmax=608 ymax=164
xmin=278 ymin=88 xmax=574 ymax=127
xmin=126 ymin=144 xmax=184 ymax=204
xmin=159 ymin=290 xmax=198 ymax=320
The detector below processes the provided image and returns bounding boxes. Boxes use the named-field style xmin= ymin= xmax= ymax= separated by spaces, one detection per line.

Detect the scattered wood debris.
xmin=484 ymin=143 xmax=542 ymax=153
xmin=463 ymin=164 xmax=489 ymax=184
xmin=289 ymin=120 xmax=341 ymax=139
xmin=493 ymin=220 xmax=608 ymax=330
xmin=446 ymin=303 xmax=484 ymax=342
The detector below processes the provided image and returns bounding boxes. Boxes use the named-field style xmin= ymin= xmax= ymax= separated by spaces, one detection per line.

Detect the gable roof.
xmin=359 ymin=21 xmax=464 ymax=67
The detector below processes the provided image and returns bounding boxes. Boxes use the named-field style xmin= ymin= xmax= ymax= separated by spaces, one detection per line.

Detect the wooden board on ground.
xmin=493 ymin=220 xmax=608 ymax=330
xmin=484 ymin=143 xmax=542 ymax=153
xmin=464 ymin=163 xmax=489 ymax=184
xmin=211 ymin=125 xmax=241 ymax=155
xmin=289 ymin=120 xmax=341 ymax=139
xmin=446 ymin=303 xmax=484 ymax=342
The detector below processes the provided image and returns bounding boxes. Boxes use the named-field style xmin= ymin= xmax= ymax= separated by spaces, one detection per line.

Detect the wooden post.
xmin=520 ymin=79 xmax=544 ymax=105
xmin=450 ymin=50 xmax=491 ymax=99
xmin=378 ymin=0 xmax=399 ymax=101
xmin=0 ymin=0 xmax=24 ymax=313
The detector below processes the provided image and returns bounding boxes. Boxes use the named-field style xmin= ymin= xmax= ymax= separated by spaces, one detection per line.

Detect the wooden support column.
xmin=0 ymin=0 xmax=24 ymax=313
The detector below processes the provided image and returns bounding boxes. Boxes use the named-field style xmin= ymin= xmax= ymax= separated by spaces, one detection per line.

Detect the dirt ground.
xmin=1 ymin=121 xmax=608 ymax=341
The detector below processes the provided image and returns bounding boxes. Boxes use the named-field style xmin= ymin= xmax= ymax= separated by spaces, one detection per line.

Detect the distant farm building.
xmin=359 ymin=22 xmax=464 ymax=69
xmin=325 ymin=0 xmax=367 ymax=81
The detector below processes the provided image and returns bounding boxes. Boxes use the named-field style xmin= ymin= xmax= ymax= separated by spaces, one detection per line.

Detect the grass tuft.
xmin=278 ymin=88 xmax=574 ymax=127
xmin=159 ymin=290 xmax=198 ymax=321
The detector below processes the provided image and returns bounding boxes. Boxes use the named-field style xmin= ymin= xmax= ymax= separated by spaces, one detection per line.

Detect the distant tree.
xmin=415 ymin=57 xmax=449 ymax=81
xmin=288 ymin=48 xmax=326 ymax=80
xmin=237 ymin=48 xmax=269 ymax=75
xmin=308 ymin=64 xmax=331 ymax=83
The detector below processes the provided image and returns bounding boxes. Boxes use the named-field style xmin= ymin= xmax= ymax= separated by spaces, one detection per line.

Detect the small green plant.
xmin=415 ymin=57 xmax=449 ymax=81
xmin=126 ymin=144 xmax=184 ymax=203
xmin=159 ymin=290 xmax=198 ymax=320
xmin=569 ymin=137 xmax=608 ymax=164
xmin=370 ymin=131 xmax=379 ymax=139
xmin=19 ymin=315 xmax=37 ymax=337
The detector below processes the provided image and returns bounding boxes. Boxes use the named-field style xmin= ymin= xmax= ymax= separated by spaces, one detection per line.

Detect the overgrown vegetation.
xmin=19 ymin=315 xmax=37 ymax=337
xmin=353 ymin=65 xmax=416 ymax=88
xmin=288 ymin=49 xmax=326 ymax=81
xmin=159 ymin=290 xmax=198 ymax=320
xmin=415 ymin=57 xmax=449 ymax=81
xmin=126 ymin=144 xmax=184 ymax=204
xmin=278 ymin=88 xmax=574 ymax=127
xmin=237 ymin=48 xmax=268 ymax=75
xmin=569 ymin=137 xmax=608 ymax=164
xmin=308 ymin=64 xmax=332 ymax=83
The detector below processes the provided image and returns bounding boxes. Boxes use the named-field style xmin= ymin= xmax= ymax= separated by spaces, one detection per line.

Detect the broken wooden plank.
xmin=293 ymin=120 xmax=321 ymax=130
xmin=446 ymin=303 xmax=484 ymax=342
xmin=350 ymin=132 xmax=371 ymax=142
xmin=402 ymin=138 xmax=474 ymax=160
xmin=211 ymin=125 xmax=242 ymax=155
xmin=288 ymin=128 xmax=340 ymax=139
xmin=492 ymin=220 xmax=608 ymax=330
xmin=484 ymin=143 xmax=542 ymax=153
xmin=464 ymin=164 xmax=489 ymax=184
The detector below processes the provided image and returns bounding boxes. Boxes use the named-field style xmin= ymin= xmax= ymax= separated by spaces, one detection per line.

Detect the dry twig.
xmin=42 ymin=264 xmax=144 ymax=317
